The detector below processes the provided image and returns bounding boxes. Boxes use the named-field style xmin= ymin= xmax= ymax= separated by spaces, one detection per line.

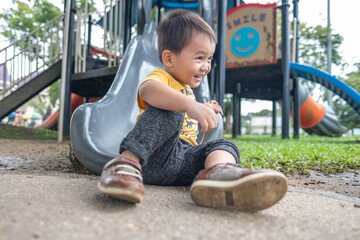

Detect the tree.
xmin=298 ymin=24 xmax=346 ymax=97
xmin=333 ymin=62 xmax=360 ymax=130
xmin=344 ymin=63 xmax=360 ymax=92
xmin=298 ymin=24 xmax=345 ymax=72
xmin=78 ymin=0 xmax=97 ymax=14
xmin=252 ymin=109 xmax=272 ymax=117
xmin=0 ymin=0 xmax=62 ymax=46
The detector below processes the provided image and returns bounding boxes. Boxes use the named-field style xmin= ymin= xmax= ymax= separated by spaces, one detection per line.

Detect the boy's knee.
xmin=207 ymin=139 xmax=240 ymax=163
xmin=143 ymin=106 xmax=184 ymax=128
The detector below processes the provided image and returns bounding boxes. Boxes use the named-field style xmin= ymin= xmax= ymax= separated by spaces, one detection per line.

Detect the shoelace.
xmin=114 ymin=164 xmax=143 ymax=182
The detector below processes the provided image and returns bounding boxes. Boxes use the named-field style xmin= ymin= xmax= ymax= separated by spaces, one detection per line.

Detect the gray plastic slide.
xmin=297 ymin=82 xmax=347 ymax=137
xmin=70 ymin=21 xmax=223 ymax=174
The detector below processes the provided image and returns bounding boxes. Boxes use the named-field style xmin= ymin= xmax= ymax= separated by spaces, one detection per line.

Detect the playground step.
xmin=71 ymin=66 xmax=119 ymax=98
xmin=0 ymin=60 xmax=62 ymax=120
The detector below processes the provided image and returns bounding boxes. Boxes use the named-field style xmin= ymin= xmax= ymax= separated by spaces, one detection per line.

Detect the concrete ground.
xmin=0 ymin=138 xmax=359 ymax=239
xmin=1 ymin=170 xmax=359 ymax=240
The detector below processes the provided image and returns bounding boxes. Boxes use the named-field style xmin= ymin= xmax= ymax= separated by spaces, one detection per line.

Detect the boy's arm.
xmin=139 ymin=80 xmax=220 ymax=133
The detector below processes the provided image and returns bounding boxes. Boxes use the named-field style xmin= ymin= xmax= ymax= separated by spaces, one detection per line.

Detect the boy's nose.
xmin=200 ymin=62 xmax=210 ymax=72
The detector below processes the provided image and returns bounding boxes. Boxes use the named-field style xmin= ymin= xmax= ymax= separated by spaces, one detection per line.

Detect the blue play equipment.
xmin=289 ymin=63 xmax=358 ymax=136
xmin=153 ymin=0 xmax=198 ymax=9
xmin=290 ymin=62 xmax=360 ymax=115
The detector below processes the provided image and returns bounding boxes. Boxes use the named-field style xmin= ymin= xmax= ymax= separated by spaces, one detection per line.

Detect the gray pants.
xmin=120 ymin=106 xmax=240 ymax=186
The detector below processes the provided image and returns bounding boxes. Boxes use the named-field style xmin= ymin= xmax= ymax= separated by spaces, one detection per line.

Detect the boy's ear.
xmin=162 ymin=50 xmax=174 ymax=68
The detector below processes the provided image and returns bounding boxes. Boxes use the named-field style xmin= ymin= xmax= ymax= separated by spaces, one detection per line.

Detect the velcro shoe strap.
xmin=104 ymin=156 xmax=142 ymax=173
xmin=114 ymin=164 xmax=143 ymax=182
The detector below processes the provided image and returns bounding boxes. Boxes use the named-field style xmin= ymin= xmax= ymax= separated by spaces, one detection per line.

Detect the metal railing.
xmin=74 ymin=4 xmax=88 ymax=73
xmin=73 ymin=0 xmax=126 ymax=73
xmin=0 ymin=14 xmax=64 ymax=100
xmin=0 ymin=0 xmax=126 ymax=101
xmin=86 ymin=0 xmax=125 ymax=68
xmin=103 ymin=0 xmax=124 ymax=67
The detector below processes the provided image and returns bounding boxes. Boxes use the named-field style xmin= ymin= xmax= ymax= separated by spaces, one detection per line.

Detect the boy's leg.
xmin=171 ymin=138 xmax=240 ymax=186
xmin=98 ymin=106 xmax=185 ymax=201
xmin=120 ymin=106 xmax=184 ymax=165
xmin=190 ymin=146 xmax=288 ymax=212
xmin=172 ymin=138 xmax=287 ymax=211
xmin=97 ymin=155 xmax=145 ymax=203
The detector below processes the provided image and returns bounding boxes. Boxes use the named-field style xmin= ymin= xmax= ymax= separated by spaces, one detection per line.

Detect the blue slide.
xmin=290 ymin=62 xmax=360 ymax=136
xmin=70 ymin=20 xmax=223 ymax=174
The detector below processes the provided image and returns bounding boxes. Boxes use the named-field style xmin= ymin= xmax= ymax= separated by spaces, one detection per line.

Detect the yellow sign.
xmin=226 ymin=3 xmax=277 ymax=68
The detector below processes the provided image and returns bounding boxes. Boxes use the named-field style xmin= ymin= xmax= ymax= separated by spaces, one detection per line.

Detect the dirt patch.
xmin=0 ymin=138 xmax=71 ymax=172
xmin=0 ymin=138 xmax=359 ymax=200
xmin=287 ymin=170 xmax=360 ymax=199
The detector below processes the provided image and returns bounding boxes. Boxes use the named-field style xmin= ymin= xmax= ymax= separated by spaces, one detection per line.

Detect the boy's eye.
xmin=196 ymin=56 xmax=213 ymax=61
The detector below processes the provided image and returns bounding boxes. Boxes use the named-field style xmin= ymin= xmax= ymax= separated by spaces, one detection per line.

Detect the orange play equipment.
xmin=299 ymin=94 xmax=326 ymax=129
xmin=36 ymin=94 xmax=100 ymax=130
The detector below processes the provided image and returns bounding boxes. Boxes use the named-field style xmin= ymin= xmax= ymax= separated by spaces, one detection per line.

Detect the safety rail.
xmin=0 ymin=0 xmax=126 ymax=102
xmin=73 ymin=0 xmax=125 ymax=73
xmin=0 ymin=14 xmax=64 ymax=100
xmin=94 ymin=0 xmax=124 ymax=68
xmin=104 ymin=0 xmax=124 ymax=67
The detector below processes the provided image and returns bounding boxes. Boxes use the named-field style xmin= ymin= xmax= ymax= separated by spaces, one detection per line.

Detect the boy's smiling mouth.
xmin=194 ymin=74 xmax=203 ymax=80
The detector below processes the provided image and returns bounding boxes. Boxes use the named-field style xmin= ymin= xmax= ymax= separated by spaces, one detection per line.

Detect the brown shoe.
xmin=190 ymin=163 xmax=288 ymax=211
xmin=97 ymin=156 xmax=145 ymax=203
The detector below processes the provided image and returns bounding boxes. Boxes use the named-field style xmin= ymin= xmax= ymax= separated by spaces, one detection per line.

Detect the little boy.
xmin=98 ymin=9 xmax=287 ymax=211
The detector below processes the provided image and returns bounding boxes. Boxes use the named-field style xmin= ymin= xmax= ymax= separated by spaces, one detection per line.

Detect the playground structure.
xmin=71 ymin=0 xmax=360 ymax=174
xmin=0 ymin=1 xmax=360 ymax=173
xmin=225 ymin=2 xmax=359 ymax=138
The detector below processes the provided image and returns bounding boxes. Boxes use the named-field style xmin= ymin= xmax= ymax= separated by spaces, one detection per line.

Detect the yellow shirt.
xmin=137 ymin=69 xmax=198 ymax=146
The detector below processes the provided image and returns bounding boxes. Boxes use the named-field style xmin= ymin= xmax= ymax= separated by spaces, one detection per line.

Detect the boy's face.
xmin=165 ymin=33 xmax=216 ymax=88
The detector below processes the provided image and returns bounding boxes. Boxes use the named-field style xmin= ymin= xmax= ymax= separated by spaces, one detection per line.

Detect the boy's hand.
xmin=186 ymin=101 xmax=222 ymax=133
xmin=139 ymin=80 xmax=223 ymax=132
xmin=204 ymin=100 xmax=223 ymax=116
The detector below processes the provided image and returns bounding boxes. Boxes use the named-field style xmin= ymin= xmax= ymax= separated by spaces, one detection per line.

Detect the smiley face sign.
xmin=226 ymin=3 xmax=277 ymax=68
xmin=230 ymin=26 xmax=260 ymax=57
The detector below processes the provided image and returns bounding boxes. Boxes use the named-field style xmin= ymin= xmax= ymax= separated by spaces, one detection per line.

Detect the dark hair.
xmin=157 ymin=9 xmax=217 ymax=63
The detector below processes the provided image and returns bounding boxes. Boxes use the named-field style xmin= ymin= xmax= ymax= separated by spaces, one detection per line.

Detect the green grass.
xmin=1 ymin=123 xmax=359 ymax=175
xmin=0 ymin=123 xmax=59 ymax=139
xmin=225 ymin=134 xmax=360 ymax=174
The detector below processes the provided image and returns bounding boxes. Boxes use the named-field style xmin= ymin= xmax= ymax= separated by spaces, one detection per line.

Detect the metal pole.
xmin=108 ymin=0 xmax=113 ymax=67
xmin=82 ymin=0 xmax=88 ymax=72
xmin=232 ymin=83 xmax=239 ymax=138
xmin=114 ymin=0 xmax=118 ymax=65
xmin=281 ymin=0 xmax=290 ymax=139
xmin=237 ymin=83 xmax=242 ymax=136
xmin=293 ymin=0 xmax=300 ymax=139
xmin=326 ymin=0 xmax=333 ymax=107
xmin=216 ymin=0 xmax=226 ymax=110
xmin=123 ymin=0 xmax=132 ymax=53
xmin=157 ymin=1 xmax=161 ymax=24
xmin=58 ymin=0 xmax=75 ymax=141
xmin=209 ymin=67 xmax=215 ymax=100
xmin=272 ymin=101 xmax=277 ymax=136
xmin=238 ymin=96 xmax=242 ymax=135
xmin=87 ymin=14 xmax=92 ymax=58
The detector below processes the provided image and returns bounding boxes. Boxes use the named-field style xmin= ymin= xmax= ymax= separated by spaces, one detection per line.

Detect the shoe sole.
xmin=190 ymin=172 xmax=288 ymax=212
xmin=97 ymin=182 xmax=143 ymax=203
